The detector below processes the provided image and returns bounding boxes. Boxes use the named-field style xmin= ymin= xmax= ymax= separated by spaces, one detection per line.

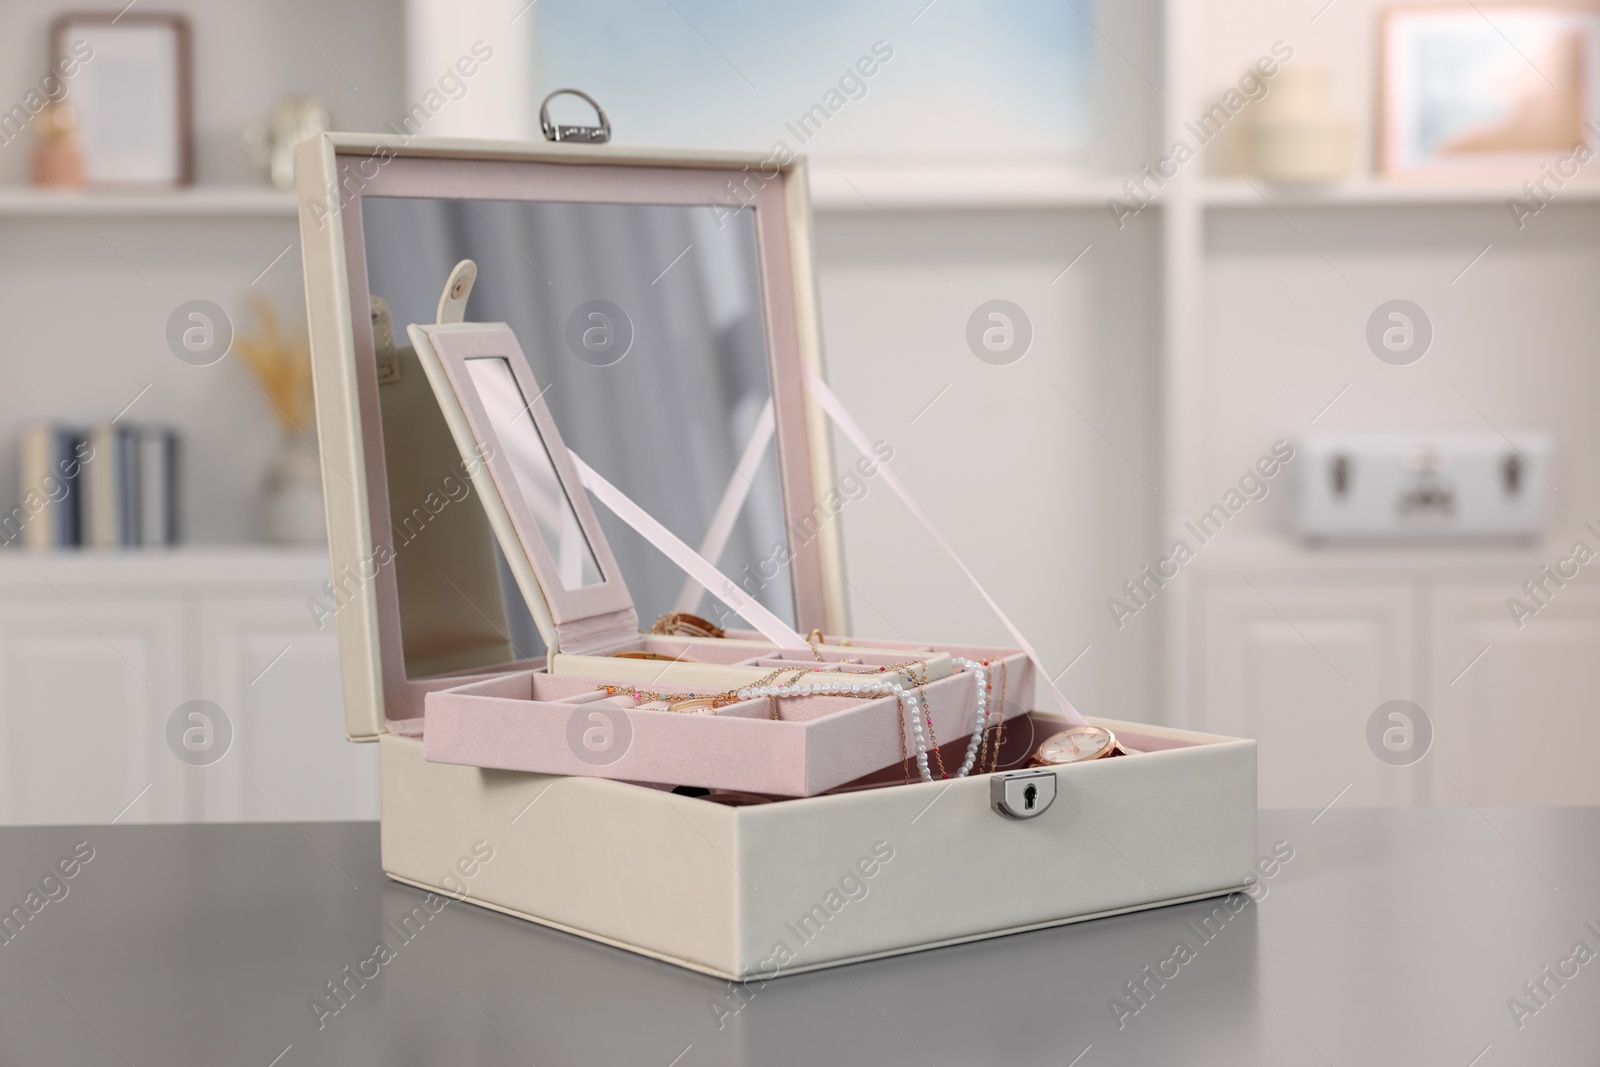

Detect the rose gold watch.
xmin=1030 ymin=725 xmax=1128 ymax=767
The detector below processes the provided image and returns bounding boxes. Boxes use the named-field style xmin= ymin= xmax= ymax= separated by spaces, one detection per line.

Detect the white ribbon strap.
xmin=571 ymin=452 xmax=810 ymax=651
xmin=805 ymin=368 xmax=1087 ymax=727
xmin=673 ymin=398 xmax=775 ymax=613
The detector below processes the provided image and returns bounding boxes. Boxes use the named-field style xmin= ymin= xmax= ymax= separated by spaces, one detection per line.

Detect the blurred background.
xmin=2 ymin=0 xmax=1595 ymax=824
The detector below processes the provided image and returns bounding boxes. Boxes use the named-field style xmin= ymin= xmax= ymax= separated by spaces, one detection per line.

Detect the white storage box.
xmin=296 ymin=132 xmax=1257 ymax=980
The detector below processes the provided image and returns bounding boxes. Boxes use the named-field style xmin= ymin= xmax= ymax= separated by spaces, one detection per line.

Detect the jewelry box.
xmin=296 ymin=133 xmax=1257 ymax=980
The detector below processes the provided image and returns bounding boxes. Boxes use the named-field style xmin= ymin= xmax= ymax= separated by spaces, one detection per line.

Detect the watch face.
xmin=1036 ymin=726 xmax=1116 ymax=765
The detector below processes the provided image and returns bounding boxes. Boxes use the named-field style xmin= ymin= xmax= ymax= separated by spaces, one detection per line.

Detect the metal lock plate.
xmin=990 ymin=769 xmax=1056 ymax=820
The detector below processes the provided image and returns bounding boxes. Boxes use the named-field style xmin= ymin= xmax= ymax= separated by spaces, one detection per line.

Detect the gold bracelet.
xmin=650 ymin=612 xmax=726 ymax=639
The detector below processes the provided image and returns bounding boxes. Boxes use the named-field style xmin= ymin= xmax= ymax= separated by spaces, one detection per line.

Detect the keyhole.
xmin=1023 ymin=784 xmax=1037 ymax=810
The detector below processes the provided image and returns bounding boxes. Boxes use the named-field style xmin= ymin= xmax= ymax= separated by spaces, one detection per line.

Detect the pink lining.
xmin=423 ymin=651 xmax=1036 ymax=796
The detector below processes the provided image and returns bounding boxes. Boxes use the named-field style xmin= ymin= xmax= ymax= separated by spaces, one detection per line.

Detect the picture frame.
xmin=1379 ymin=4 xmax=1600 ymax=178
xmin=49 ymin=11 xmax=193 ymax=186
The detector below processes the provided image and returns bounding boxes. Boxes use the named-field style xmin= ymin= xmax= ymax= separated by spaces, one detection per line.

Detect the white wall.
xmin=1202 ymin=202 xmax=1600 ymax=548
xmin=817 ymin=207 xmax=1165 ymax=724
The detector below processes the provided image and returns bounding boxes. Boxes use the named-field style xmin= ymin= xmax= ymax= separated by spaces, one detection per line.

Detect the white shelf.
xmin=0 ymin=185 xmax=298 ymax=219
xmin=18 ymin=175 xmax=1587 ymax=214
xmin=0 ymin=173 xmax=1137 ymax=216
xmin=1202 ymin=178 xmax=1600 ymax=208
xmin=806 ymin=170 xmax=1600 ymax=212
xmin=1197 ymin=532 xmax=1550 ymax=577
xmin=808 ymin=163 xmax=1130 ymax=211
xmin=0 ymin=545 xmax=328 ymax=585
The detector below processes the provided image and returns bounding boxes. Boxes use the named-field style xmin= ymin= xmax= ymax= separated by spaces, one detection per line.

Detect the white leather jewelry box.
xmin=296 ymin=133 xmax=1257 ymax=979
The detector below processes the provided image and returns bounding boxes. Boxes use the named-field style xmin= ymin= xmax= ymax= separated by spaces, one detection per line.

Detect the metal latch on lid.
xmin=540 ymin=89 xmax=611 ymax=143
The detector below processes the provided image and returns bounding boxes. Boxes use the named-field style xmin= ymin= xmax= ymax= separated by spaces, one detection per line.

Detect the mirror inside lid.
xmin=300 ymin=136 xmax=845 ymax=733
xmin=409 ymin=312 xmax=957 ymax=691
xmin=365 ymin=197 xmax=792 ymax=626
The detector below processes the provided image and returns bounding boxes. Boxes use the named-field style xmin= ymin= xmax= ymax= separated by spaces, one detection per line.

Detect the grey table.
xmin=0 ymin=809 xmax=1596 ymax=1066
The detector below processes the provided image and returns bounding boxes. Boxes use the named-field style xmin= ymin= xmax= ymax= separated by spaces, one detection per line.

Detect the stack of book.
xmin=9 ymin=423 xmax=180 ymax=550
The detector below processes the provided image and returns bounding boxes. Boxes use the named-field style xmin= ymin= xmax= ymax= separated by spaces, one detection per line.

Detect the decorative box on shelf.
xmin=296 ymin=132 xmax=1256 ymax=980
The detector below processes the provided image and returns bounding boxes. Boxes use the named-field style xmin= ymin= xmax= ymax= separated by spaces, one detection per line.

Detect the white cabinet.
xmin=1199 ymin=579 xmax=1419 ymax=809
xmin=195 ymin=595 xmax=377 ymax=823
xmin=1429 ymin=583 xmax=1600 ymax=807
xmin=0 ymin=550 xmax=377 ymax=826
xmin=0 ymin=594 xmax=186 ymax=824
xmin=1199 ymin=558 xmax=1600 ymax=809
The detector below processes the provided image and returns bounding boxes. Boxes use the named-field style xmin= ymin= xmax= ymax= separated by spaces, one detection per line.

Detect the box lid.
xmin=297 ymin=134 xmax=847 ymax=740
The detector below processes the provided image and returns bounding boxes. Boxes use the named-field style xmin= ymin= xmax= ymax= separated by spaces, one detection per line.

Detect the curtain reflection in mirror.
xmin=364 ymin=198 xmax=794 ymax=646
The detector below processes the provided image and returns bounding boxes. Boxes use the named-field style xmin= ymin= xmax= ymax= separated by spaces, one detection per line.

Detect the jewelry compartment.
xmin=542 ymin=633 xmax=955 ymax=690
xmin=423 ymin=648 xmax=1033 ymax=796
xmin=735 ymin=649 xmax=953 ymax=671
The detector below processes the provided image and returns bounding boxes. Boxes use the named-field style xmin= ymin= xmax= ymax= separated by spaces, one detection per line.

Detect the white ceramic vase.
xmin=264 ymin=432 xmax=326 ymax=544
xmin=1243 ymin=66 xmax=1353 ymax=184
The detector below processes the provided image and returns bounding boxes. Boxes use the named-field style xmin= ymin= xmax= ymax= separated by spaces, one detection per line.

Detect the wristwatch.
xmin=1030 ymin=725 xmax=1128 ymax=767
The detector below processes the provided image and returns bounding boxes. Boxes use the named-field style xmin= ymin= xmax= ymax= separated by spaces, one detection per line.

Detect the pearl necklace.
xmin=736 ymin=657 xmax=993 ymax=783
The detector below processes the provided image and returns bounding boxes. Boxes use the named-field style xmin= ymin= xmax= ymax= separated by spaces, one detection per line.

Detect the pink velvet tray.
xmin=422 ymin=646 xmax=1035 ymax=796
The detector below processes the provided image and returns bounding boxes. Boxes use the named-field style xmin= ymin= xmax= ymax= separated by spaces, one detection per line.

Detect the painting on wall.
xmin=50 ymin=11 xmax=193 ymax=185
xmin=1380 ymin=5 xmax=1600 ymax=177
